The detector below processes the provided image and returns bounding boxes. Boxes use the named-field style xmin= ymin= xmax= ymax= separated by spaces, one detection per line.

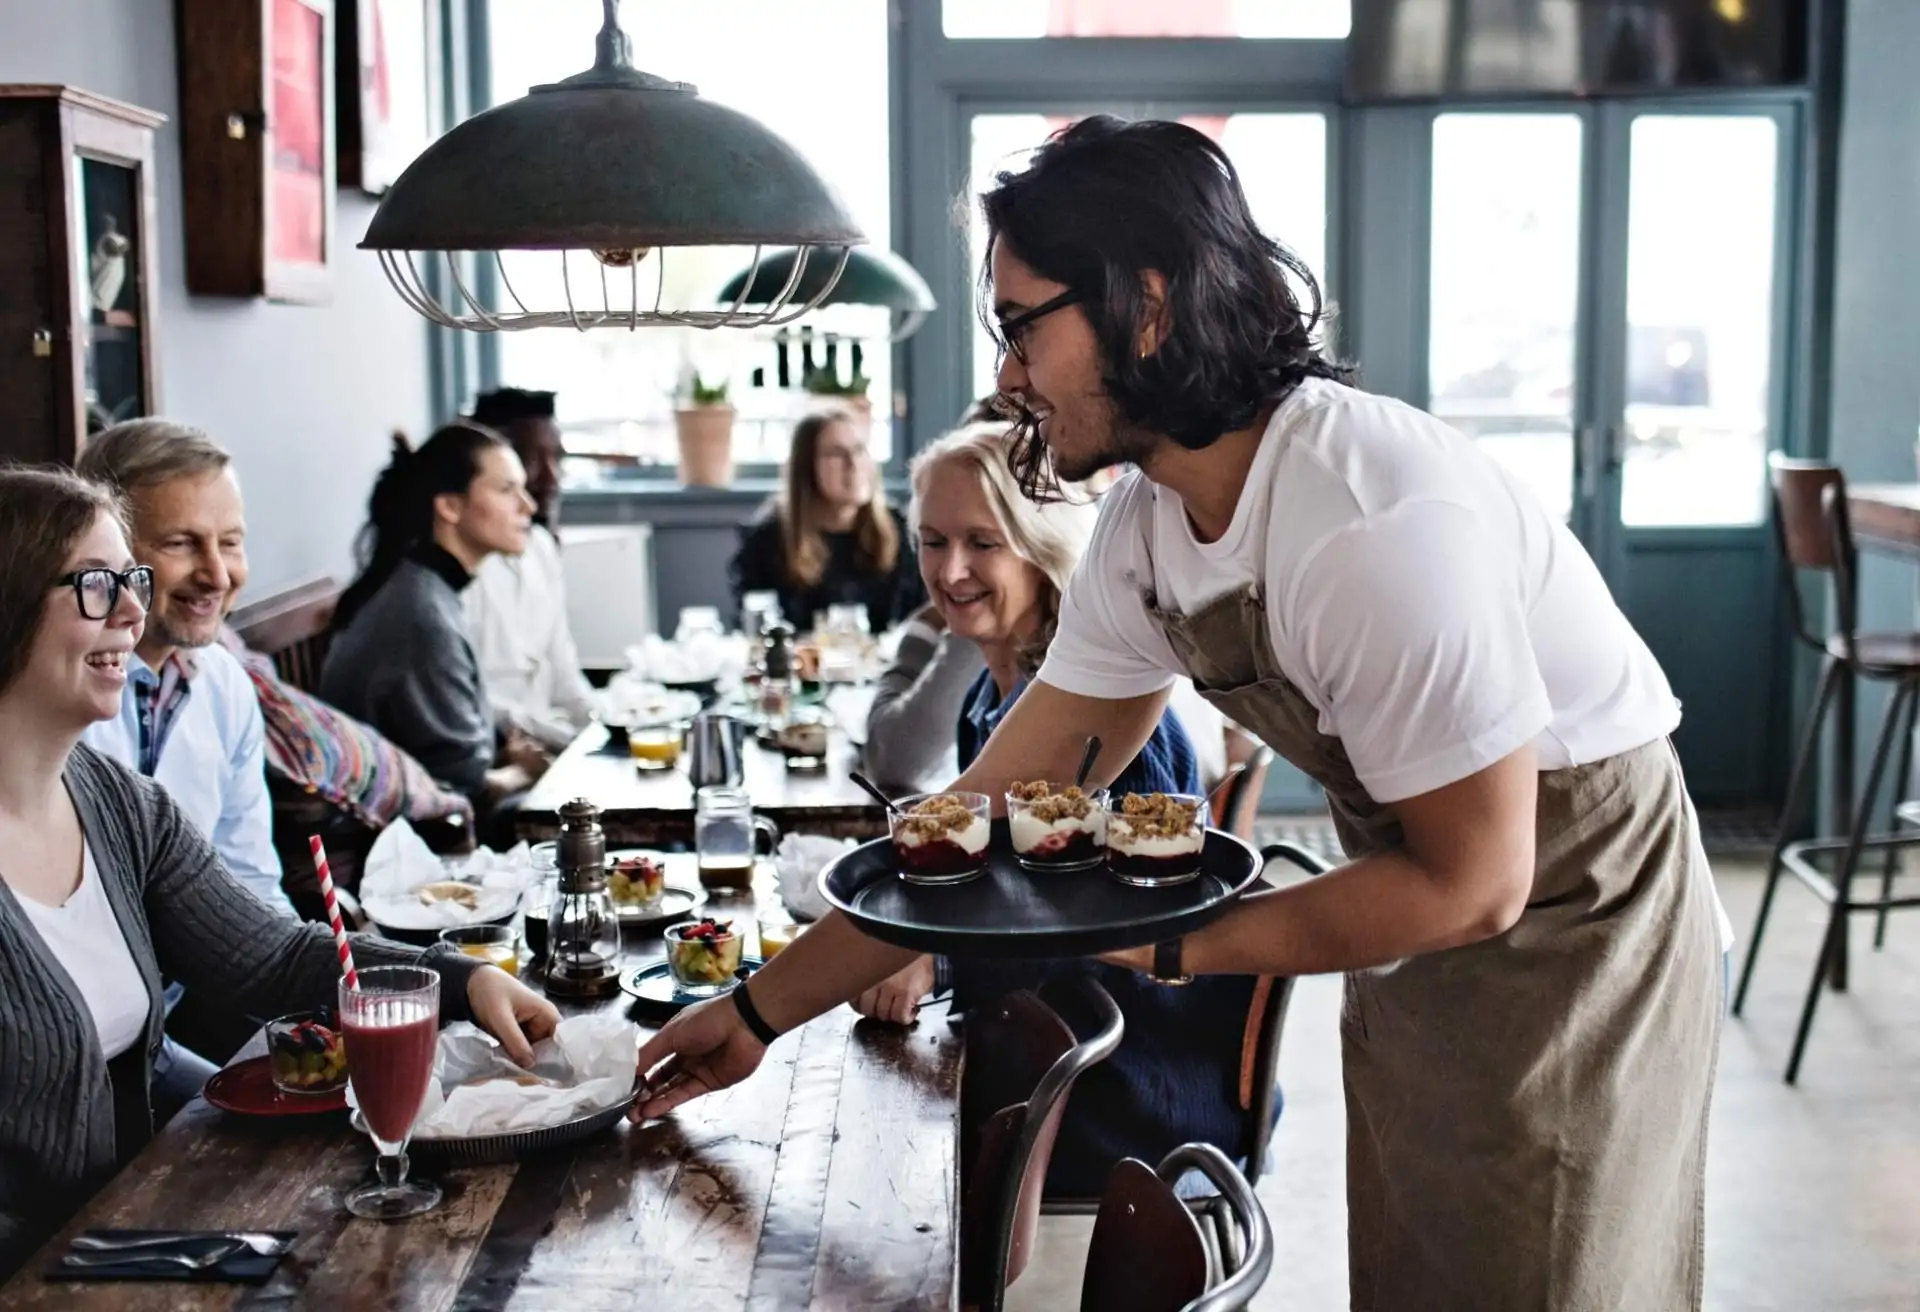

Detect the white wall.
xmin=0 ymin=0 xmax=432 ymax=593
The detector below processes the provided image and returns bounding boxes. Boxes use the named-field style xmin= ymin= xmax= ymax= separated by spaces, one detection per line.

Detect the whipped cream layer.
xmin=896 ymin=814 xmax=990 ymax=855
xmin=1107 ymin=824 xmax=1204 ymax=858
xmin=1010 ymin=809 xmax=1104 ymax=853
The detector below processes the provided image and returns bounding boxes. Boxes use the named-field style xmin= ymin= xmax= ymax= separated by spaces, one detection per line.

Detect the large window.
xmin=966 ymin=111 xmax=1329 ymax=402
xmin=942 ymin=0 xmax=1350 ymax=38
xmin=1428 ymin=113 xmax=1584 ymax=522
xmin=485 ymin=0 xmax=891 ymax=468
xmin=1619 ymin=114 xmax=1778 ymax=528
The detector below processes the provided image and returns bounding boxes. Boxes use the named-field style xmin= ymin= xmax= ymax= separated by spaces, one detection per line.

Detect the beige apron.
xmin=1148 ymin=582 xmax=1722 ymax=1311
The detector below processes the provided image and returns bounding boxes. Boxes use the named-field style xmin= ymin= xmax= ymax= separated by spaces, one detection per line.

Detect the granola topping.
xmin=1010 ymin=781 xmax=1096 ymax=823
xmin=901 ymin=793 xmax=981 ymax=843
xmin=1113 ymin=792 xmax=1201 ymax=839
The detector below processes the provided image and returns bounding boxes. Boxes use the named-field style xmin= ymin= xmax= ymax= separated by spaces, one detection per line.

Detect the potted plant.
xmin=674 ymin=373 xmax=735 ymax=487
xmin=802 ymin=339 xmax=873 ymax=429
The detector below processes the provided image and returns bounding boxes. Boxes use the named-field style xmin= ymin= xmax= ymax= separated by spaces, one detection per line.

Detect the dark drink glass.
xmin=339 ymin=966 xmax=442 ymax=1220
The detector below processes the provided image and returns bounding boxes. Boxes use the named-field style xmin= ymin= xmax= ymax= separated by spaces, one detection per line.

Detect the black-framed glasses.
xmin=994 ymin=289 xmax=1082 ymax=365
xmin=52 ymin=566 xmax=154 ymax=620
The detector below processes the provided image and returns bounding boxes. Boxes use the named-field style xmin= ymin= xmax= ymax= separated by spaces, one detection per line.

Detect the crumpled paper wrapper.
xmin=773 ymin=833 xmax=857 ymax=922
xmin=408 ymin=1013 xmax=639 ymax=1138
xmin=358 ymin=819 xmax=532 ymax=931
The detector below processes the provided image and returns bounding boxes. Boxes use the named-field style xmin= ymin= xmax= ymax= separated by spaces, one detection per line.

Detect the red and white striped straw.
xmin=309 ymin=835 xmax=359 ymax=991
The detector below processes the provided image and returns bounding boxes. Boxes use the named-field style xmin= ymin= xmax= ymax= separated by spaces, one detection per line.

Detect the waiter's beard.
xmin=1048 ymin=406 xmax=1157 ymax=484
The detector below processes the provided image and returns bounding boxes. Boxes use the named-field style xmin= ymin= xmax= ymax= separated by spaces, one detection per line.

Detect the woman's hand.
xmin=852 ymin=955 xmax=935 ymax=1026
xmin=629 ymin=995 xmax=770 ymax=1121
xmin=465 ymin=966 xmax=561 ymax=1067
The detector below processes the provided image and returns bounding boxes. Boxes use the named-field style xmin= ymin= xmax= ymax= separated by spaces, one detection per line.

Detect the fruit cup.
xmin=664 ymin=918 xmax=744 ymax=997
xmin=266 ymin=1010 xmax=350 ymax=1097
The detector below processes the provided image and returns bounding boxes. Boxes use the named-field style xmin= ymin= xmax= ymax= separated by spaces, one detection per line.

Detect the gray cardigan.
xmin=861 ymin=622 xmax=983 ymax=790
xmin=0 ymin=744 xmax=483 ymax=1274
xmin=321 ymin=555 xmax=493 ymax=799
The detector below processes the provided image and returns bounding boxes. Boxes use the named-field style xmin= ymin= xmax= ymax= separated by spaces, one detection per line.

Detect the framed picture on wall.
xmin=338 ymin=0 xmax=441 ymax=195
xmin=176 ymin=0 xmax=336 ymax=304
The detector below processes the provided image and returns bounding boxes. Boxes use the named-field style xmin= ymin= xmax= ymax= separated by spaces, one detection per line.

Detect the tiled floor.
xmin=1007 ymin=854 xmax=1920 ymax=1310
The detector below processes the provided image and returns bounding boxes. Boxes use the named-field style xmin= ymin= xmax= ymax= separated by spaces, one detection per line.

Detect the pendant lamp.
xmin=359 ymin=0 xmax=864 ymax=331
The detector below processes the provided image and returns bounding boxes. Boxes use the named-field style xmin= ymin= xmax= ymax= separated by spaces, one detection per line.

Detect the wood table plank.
xmin=6 ymin=988 xmax=960 ymax=1310
xmin=1849 ymin=483 xmax=1920 ymax=554
xmin=516 ymin=723 xmax=884 ymax=846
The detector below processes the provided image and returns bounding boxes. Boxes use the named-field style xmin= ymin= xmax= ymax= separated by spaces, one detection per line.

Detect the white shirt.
xmin=82 ymin=643 xmax=290 ymax=912
xmin=465 ymin=526 xmax=598 ymax=752
xmin=1040 ymin=379 xmax=1682 ymax=805
xmin=16 ymin=844 xmax=149 ymax=1059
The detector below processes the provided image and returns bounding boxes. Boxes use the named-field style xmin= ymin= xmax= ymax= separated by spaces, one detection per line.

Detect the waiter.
xmin=632 ymin=116 xmax=1725 ymax=1311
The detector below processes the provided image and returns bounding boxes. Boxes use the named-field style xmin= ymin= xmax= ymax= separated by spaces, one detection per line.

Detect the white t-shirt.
xmin=15 ymin=843 xmax=149 ymax=1060
xmin=1039 ymin=378 xmax=1683 ymax=804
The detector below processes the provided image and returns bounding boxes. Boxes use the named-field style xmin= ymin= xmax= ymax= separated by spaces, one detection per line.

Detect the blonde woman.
xmin=727 ymin=409 xmax=924 ymax=634
xmin=851 ymin=423 xmax=1265 ymax=1195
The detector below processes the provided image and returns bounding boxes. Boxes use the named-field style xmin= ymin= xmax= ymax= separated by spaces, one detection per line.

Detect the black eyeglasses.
xmin=52 ymin=566 xmax=154 ymax=620
xmin=994 ymin=289 xmax=1082 ymax=366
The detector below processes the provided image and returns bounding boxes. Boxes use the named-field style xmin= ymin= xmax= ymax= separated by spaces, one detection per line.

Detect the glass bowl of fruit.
xmin=266 ymin=1010 xmax=349 ymax=1097
xmin=607 ymin=852 xmax=667 ymax=911
xmin=664 ymin=918 xmax=744 ymax=997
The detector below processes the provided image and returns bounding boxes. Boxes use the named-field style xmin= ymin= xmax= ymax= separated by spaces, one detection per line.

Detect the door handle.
xmin=1604 ymin=423 xmax=1626 ymax=474
xmin=1576 ymin=424 xmax=1600 ymax=500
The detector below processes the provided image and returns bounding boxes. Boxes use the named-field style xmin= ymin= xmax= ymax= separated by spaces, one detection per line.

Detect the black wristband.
xmin=732 ymin=978 xmax=781 ymax=1045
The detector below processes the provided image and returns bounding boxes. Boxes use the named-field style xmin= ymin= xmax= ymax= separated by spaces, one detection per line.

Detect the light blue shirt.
xmin=82 ymin=643 xmax=291 ymax=913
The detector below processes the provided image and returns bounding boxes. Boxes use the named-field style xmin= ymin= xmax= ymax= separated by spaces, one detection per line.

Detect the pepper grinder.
xmin=545 ymin=798 xmax=622 ymax=998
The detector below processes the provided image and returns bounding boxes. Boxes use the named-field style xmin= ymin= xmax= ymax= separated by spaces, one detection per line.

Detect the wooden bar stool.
xmin=1734 ymin=456 xmax=1920 ymax=1082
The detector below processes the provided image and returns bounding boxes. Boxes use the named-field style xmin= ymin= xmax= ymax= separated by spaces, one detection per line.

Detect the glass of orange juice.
xmin=757 ymin=915 xmax=804 ymax=959
xmin=628 ymin=720 xmax=682 ymax=771
xmin=439 ymin=924 xmax=519 ymax=977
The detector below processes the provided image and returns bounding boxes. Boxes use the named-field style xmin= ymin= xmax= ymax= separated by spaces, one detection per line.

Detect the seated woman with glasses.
xmin=850 ymin=424 xmax=1265 ymax=1195
xmin=321 ymin=425 xmax=550 ymax=843
xmin=0 ymin=467 xmax=559 ymax=1277
xmin=727 ymin=407 xmax=925 ymax=635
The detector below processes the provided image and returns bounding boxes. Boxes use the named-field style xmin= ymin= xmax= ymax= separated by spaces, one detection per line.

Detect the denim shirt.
xmin=950 ymin=669 xmax=1256 ymax=1195
xmin=82 ymin=644 xmax=289 ymax=913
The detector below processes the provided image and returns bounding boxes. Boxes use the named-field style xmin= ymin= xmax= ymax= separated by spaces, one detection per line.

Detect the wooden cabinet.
xmin=176 ymin=0 xmax=336 ymax=303
xmin=0 ymin=85 xmax=165 ymax=466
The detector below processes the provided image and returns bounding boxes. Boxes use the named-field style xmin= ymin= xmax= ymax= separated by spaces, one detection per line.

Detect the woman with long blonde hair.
xmin=727 ymin=408 xmax=923 ymax=633
xmin=851 ymin=422 xmax=1266 ymax=1196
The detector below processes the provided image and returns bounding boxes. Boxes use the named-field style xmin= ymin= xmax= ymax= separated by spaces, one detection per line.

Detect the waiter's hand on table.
xmin=629 ymin=996 xmax=769 ymax=1120
xmin=852 ymin=955 xmax=935 ymax=1025
xmin=467 ymin=966 xmax=560 ymax=1067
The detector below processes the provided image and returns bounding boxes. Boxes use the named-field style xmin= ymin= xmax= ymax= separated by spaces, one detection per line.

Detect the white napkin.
xmin=598 ymin=674 xmax=702 ymax=727
xmin=773 ymin=833 xmax=857 ymax=922
xmin=623 ymin=632 xmax=750 ymax=686
xmin=359 ymin=819 xmax=531 ymax=931
xmin=362 ymin=1014 xmax=638 ymax=1139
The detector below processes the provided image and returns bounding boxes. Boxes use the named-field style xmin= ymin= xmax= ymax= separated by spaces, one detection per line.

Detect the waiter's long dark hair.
xmin=979 ymin=115 xmax=1353 ymax=496
xmin=331 ymin=423 xmax=505 ymax=633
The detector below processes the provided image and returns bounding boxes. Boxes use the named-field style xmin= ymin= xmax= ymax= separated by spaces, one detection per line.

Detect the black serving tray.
xmin=818 ymin=820 xmax=1261 ymax=959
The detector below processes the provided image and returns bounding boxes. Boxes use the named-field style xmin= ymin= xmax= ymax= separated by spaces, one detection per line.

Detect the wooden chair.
xmin=1734 ymin=455 xmax=1920 ymax=1082
xmin=1208 ymin=745 xmax=1274 ymax=842
xmin=1078 ymin=1144 xmax=1273 ymax=1312
xmin=962 ymin=977 xmax=1125 ymax=1312
xmin=229 ymin=575 xmax=337 ymax=692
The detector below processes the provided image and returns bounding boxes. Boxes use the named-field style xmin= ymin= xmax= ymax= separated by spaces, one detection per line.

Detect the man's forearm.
xmin=1182 ymin=849 xmax=1528 ymax=978
xmin=748 ymin=910 xmax=920 ymax=1033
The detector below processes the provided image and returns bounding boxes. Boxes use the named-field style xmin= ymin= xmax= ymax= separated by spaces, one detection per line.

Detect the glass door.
xmin=1428 ymin=105 xmax=1790 ymax=563
xmin=1428 ymin=111 xmax=1588 ymax=525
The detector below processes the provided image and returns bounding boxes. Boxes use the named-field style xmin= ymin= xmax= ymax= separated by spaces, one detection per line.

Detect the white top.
xmin=1040 ymin=379 xmax=1682 ymax=804
xmin=82 ymin=643 xmax=290 ymax=911
xmin=1042 ymin=380 xmax=1733 ymax=949
xmin=465 ymin=525 xmax=599 ymax=752
xmin=15 ymin=844 xmax=149 ymax=1059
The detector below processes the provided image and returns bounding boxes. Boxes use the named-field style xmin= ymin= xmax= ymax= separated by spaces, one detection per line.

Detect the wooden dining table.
xmin=516 ymin=721 xmax=887 ymax=848
xmin=5 ymin=909 xmax=964 ymax=1310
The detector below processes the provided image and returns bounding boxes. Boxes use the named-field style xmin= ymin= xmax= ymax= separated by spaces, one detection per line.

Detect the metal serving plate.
xmin=353 ymin=1090 xmax=636 ymax=1167
xmin=819 ymin=821 xmax=1261 ymax=959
